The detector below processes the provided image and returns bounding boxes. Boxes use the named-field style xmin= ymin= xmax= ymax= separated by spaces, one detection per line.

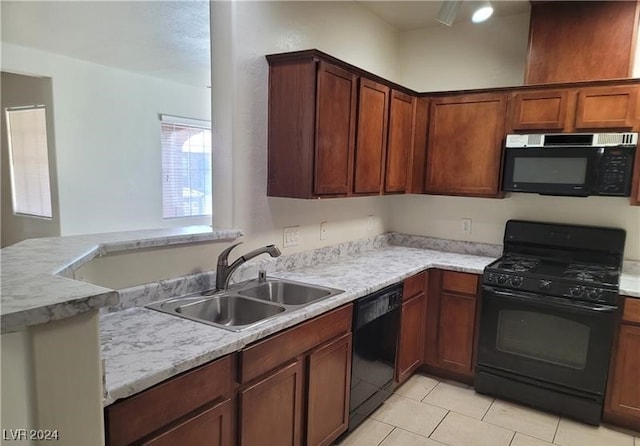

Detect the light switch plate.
xmin=283 ymin=226 xmax=300 ymax=247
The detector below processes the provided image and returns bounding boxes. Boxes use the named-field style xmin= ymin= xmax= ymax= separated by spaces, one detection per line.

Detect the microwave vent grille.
xmin=594 ymin=132 xmax=637 ymax=146
xmin=528 ymin=134 xmax=543 ymax=146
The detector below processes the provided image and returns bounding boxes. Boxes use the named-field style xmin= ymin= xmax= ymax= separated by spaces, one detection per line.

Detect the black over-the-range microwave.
xmin=502 ymin=132 xmax=637 ymax=197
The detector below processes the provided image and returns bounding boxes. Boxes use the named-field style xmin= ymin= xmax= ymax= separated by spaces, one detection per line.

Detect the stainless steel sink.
xmin=237 ymin=279 xmax=340 ymax=306
xmin=146 ymin=277 xmax=344 ymax=332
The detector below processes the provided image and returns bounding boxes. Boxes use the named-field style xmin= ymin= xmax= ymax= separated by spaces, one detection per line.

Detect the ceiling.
xmin=360 ymin=1 xmax=531 ymax=31
xmin=1 ymin=1 xmax=530 ymax=86
xmin=1 ymin=1 xmax=211 ymax=87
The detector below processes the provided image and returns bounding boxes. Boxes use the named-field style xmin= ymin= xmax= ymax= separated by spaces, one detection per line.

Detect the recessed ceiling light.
xmin=472 ymin=2 xmax=494 ymax=23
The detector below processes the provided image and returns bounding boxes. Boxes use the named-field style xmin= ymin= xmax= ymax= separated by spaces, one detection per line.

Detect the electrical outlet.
xmin=320 ymin=221 xmax=328 ymax=240
xmin=367 ymin=215 xmax=375 ymax=232
xmin=461 ymin=218 xmax=472 ymax=236
xmin=283 ymin=226 xmax=300 ymax=247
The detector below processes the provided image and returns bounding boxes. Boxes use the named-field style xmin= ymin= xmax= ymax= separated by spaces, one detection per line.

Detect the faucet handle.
xmin=217 ymin=242 xmax=242 ymax=266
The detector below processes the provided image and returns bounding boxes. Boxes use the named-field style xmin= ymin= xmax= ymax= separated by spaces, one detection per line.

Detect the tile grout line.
xmin=507 ymin=430 xmax=517 ymax=446
xmin=376 ymin=426 xmax=395 ymax=446
xmin=482 ymin=397 xmax=497 ymax=422
xmin=552 ymin=416 xmax=561 ymax=444
xmin=427 ymin=408 xmax=451 ymax=439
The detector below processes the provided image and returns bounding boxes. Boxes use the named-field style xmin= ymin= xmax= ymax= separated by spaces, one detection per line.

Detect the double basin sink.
xmin=147 ymin=278 xmax=344 ymax=332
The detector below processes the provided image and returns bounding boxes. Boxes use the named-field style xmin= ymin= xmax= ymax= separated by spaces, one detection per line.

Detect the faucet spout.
xmin=215 ymin=243 xmax=281 ymax=291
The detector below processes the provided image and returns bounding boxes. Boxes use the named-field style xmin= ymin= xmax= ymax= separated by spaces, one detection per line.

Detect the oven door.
xmin=477 ymin=286 xmax=618 ymax=395
xmin=502 ymin=147 xmax=598 ymax=196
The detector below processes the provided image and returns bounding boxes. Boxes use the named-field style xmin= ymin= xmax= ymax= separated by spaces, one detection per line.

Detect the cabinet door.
xmin=425 ymin=93 xmax=507 ymax=197
xmin=408 ymin=97 xmax=429 ymax=194
xmin=396 ymin=294 xmax=426 ymax=384
xmin=509 ymin=90 xmax=569 ymax=131
xmin=142 ymin=398 xmax=233 ymax=446
xmin=306 ymin=333 xmax=352 ymax=446
xmin=575 ymin=86 xmax=638 ymax=129
xmin=385 ymin=90 xmax=416 ymax=193
xmin=240 ymin=360 xmax=304 ymax=446
xmin=314 ymin=62 xmax=357 ymax=195
xmin=606 ymin=324 xmax=640 ymax=429
xmin=437 ymin=292 xmax=477 ymax=375
xmin=353 ymin=78 xmax=389 ymax=194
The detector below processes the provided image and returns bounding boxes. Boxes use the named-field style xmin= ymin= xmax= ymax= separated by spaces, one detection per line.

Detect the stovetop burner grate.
xmin=493 ymin=256 xmax=541 ymax=273
xmin=563 ymin=264 xmax=614 ymax=283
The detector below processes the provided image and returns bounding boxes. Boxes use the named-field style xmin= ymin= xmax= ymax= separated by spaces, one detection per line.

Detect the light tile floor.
xmin=336 ymin=374 xmax=640 ymax=446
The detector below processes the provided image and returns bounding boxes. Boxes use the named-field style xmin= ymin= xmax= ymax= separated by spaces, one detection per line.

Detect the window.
xmin=160 ymin=114 xmax=212 ymax=219
xmin=5 ymin=105 xmax=53 ymax=218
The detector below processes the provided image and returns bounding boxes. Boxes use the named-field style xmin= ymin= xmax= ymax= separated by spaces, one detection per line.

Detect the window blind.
xmin=5 ymin=106 xmax=53 ymax=218
xmin=160 ymin=115 xmax=212 ymax=219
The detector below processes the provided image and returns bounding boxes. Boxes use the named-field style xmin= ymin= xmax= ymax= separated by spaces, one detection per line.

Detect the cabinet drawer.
xmin=623 ymin=297 xmax=640 ymax=324
xmin=441 ymin=271 xmax=478 ymax=295
xmin=106 ymin=354 xmax=235 ymax=446
xmin=142 ymin=398 xmax=233 ymax=446
xmin=404 ymin=271 xmax=427 ymax=301
xmin=240 ymin=304 xmax=352 ymax=384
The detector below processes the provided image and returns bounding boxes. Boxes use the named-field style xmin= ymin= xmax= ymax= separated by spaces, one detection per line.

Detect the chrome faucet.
xmin=215 ymin=243 xmax=281 ymax=291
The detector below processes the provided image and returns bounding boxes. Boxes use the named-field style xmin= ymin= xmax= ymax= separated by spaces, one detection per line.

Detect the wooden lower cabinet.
xmin=104 ymin=354 xmax=235 ymax=446
xmin=239 ymin=304 xmax=353 ymax=446
xmin=307 ymin=333 xmax=352 ymax=446
xmin=604 ymin=297 xmax=640 ymax=431
xmin=396 ymin=271 xmax=428 ymax=384
xmin=239 ymin=360 xmax=304 ymax=446
xmin=424 ymin=270 xmax=479 ymax=382
xmin=143 ymin=398 xmax=233 ymax=446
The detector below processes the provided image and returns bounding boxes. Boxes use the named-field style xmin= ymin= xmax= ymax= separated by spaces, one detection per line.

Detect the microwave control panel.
xmin=597 ymin=148 xmax=635 ymax=195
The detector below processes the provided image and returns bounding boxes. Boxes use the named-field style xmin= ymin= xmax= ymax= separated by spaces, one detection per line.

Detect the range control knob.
xmin=585 ymin=288 xmax=601 ymax=301
xmin=539 ymin=280 xmax=551 ymax=290
xmin=510 ymin=276 xmax=523 ymax=288
xmin=569 ymin=286 xmax=584 ymax=298
xmin=497 ymin=275 xmax=508 ymax=285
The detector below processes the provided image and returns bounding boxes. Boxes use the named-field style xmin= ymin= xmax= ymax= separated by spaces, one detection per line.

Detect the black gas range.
xmin=476 ymin=220 xmax=626 ymax=425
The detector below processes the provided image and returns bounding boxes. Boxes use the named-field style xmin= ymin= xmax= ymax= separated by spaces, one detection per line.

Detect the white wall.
xmin=211 ymin=1 xmax=400 ymax=255
xmin=1 ymin=43 xmax=211 ymax=236
xmin=398 ymin=12 xmax=531 ymax=91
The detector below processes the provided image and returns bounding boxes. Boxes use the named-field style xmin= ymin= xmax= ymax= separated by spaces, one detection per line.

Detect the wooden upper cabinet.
xmin=525 ymin=1 xmax=640 ymax=84
xmin=385 ymin=90 xmax=416 ymax=193
xmin=508 ymin=84 xmax=639 ymax=133
xmin=267 ymin=56 xmax=357 ymax=199
xmin=314 ymin=63 xmax=357 ymax=195
xmin=267 ymin=51 xmax=420 ymax=199
xmin=575 ymin=85 xmax=638 ymax=130
xmin=509 ymin=90 xmax=569 ymax=131
xmin=353 ymin=79 xmax=389 ymax=194
xmin=408 ymin=97 xmax=429 ymax=194
xmin=425 ymin=93 xmax=507 ymax=197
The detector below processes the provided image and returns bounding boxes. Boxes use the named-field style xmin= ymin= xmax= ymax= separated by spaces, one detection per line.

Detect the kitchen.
xmin=1 ymin=1 xmax=640 ymax=445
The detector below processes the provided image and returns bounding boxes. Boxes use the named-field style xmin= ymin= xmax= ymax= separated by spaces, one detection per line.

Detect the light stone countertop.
xmin=100 ymin=239 xmax=640 ymax=406
xmin=0 ymin=226 xmax=242 ymax=334
xmin=100 ymin=244 xmax=497 ymax=406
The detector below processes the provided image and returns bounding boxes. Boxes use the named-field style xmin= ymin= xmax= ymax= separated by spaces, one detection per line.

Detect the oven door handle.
xmin=483 ymin=286 xmax=619 ymax=313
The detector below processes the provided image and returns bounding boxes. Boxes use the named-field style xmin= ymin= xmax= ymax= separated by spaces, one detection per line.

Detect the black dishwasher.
xmin=346 ymin=283 xmax=402 ymax=433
